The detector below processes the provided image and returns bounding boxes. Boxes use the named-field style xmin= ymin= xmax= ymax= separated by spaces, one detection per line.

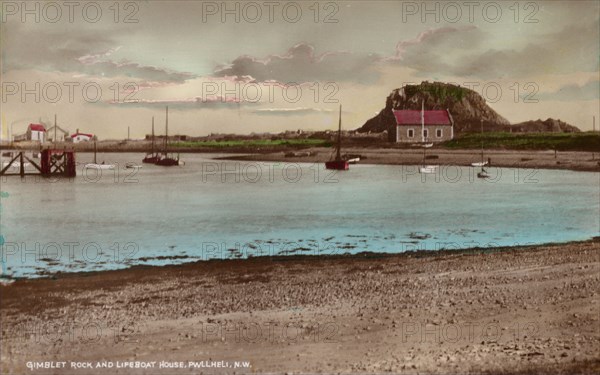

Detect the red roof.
xmin=393 ymin=110 xmax=452 ymax=126
xmin=71 ymin=132 xmax=94 ymax=138
xmin=28 ymin=124 xmax=46 ymax=132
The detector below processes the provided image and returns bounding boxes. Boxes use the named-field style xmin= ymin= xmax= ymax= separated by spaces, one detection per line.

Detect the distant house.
xmin=46 ymin=125 xmax=70 ymax=142
xmin=14 ymin=123 xmax=46 ymax=142
xmin=392 ymin=109 xmax=454 ymax=143
xmin=71 ymin=129 xmax=94 ymax=143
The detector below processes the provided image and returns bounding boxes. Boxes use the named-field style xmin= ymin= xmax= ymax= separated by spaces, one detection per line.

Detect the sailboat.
xmin=471 ymin=120 xmax=489 ymax=168
xmin=325 ymin=105 xmax=349 ymax=170
xmin=143 ymin=116 xmax=161 ymax=163
xmin=474 ymin=120 xmax=490 ymax=178
xmin=85 ymin=141 xmax=115 ymax=170
xmin=155 ymin=106 xmax=182 ymax=166
xmin=419 ymin=100 xmax=438 ymax=174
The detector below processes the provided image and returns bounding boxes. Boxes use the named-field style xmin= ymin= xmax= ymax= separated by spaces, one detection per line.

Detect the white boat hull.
xmin=419 ymin=165 xmax=438 ymax=174
xmin=125 ymin=163 xmax=142 ymax=169
xmin=2 ymin=162 xmax=30 ymax=168
xmin=85 ymin=163 xmax=115 ymax=170
xmin=411 ymin=143 xmax=434 ymax=148
xmin=471 ymin=161 xmax=488 ymax=167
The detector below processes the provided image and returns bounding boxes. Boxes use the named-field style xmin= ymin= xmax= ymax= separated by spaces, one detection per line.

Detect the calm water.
xmin=1 ymin=153 xmax=599 ymax=278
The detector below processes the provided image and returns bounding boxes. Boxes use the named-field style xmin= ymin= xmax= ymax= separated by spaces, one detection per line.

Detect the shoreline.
xmin=2 ymin=238 xmax=599 ymax=373
xmin=218 ymin=147 xmax=600 ymax=172
xmin=2 ymin=237 xmax=599 ymax=283
xmin=3 ymin=146 xmax=599 ymax=172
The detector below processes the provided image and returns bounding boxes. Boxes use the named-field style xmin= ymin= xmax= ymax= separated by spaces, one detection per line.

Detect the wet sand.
xmin=220 ymin=147 xmax=600 ymax=172
xmin=4 ymin=142 xmax=600 ymax=172
xmin=1 ymin=239 xmax=599 ymax=374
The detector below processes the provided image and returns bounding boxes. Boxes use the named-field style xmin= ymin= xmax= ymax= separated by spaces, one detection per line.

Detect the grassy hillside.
xmin=444 ymin=132 xmax=600 ymax=151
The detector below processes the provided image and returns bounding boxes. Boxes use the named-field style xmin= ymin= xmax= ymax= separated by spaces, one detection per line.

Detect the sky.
xmin=1 ymin=0 xmax=599 ymax=139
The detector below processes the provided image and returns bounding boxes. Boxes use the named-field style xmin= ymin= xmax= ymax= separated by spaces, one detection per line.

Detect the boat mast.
xmin=164 ymin=106 xmax=168 ymax=156
xmin=336 ymin=104 xmax=342 ymax=161
xmin=421 ymin=99 xmax=425 ymax=143
xmin=480 ymin=119 xmax=484 ymax=163
xmin=421 ymin=100 xmax=426 ymax=163
xmin=93 ymin=140 xmax=97 ymax=164
xmin=151 ymin=116 xmax=155 ymax=155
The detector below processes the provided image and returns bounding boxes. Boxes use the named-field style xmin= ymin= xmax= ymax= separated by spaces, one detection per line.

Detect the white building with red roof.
xmin=14 ymin=123 xmax=47 ymax=142
xmin=71 ymin=129 xmax=94 ymax=143
xmin=392 ymin=109 xmax=454 ymax=143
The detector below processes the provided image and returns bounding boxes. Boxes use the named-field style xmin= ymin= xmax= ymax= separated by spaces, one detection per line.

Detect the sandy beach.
xmin=220 ymin=147 xmax=600 ymax=172
xmin=1 ymin=239 xmax=599 ymax=374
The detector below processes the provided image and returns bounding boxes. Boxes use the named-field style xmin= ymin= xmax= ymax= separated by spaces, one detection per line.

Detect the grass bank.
xmin=444 ymin=132 xmax=600 ymax=151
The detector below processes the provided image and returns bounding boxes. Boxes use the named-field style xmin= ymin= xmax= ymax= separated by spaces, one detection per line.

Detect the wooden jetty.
xmin=0 ymin=149 xmax=76 ymax=177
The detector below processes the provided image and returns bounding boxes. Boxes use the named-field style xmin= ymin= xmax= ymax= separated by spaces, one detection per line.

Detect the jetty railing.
xmin=0 ymin=149 xmax=76 ymax=178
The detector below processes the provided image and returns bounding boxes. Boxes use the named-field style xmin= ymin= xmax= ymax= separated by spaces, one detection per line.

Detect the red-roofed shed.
xmin=28 ymin=124 xmax=47 ymax=132
xmin=18 ymin=123 xmax=47 ymax=142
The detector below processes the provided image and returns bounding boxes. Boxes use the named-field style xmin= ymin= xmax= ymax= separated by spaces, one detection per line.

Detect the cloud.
xmin=3 ymin=23 xmax=194 ymax=83
xmin=106 ymin=95 xmax=249 ymax=109
xmin=213 ymin=43 xmax=380 ymax=84
xmin=212 ymin=19 xmax=599 ymax=85
xmin=77 ymin=46 xmax=123 ymax=65
xmin=538 ymin=79 xmax=600 ymax=101
xmin=252 ymin=107 xmax=335 ymax=116
xmin=381 ymin=20 xmax=599 ymax=80
xmin=384 ymin=25 xmax=485 ymax=78
xmin=387 ymin=26 xmax=482 ymax=60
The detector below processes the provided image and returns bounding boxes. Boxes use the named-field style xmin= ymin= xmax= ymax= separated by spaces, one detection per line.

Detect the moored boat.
xmin=155 ymin=106 xmax=181 ymax=167
xmin=342 ymin=153 xmax=362 ymax=164
xmin=85 ymin=141 xmax=115 ymax=170
xmin=143 ymin=116 xmax=161 ymax=163
xmin=475 ymin=120 xmax=490 ymax=179
xmin=418 ymin=100 xmax=438 ymax=174
xmin=325 ymin=105 xmax=349 ymax=171
xmin=419 ymin=165 xmax=438 ymax=174
xmin=125 ymin=162 xmax=142 ymax=169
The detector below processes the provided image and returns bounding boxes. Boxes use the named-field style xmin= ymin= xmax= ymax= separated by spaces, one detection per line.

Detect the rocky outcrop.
xmin=511 ymin=118 xmax=580 ymax=133
xmin=357 ymin=81 xmax=580 ymax=140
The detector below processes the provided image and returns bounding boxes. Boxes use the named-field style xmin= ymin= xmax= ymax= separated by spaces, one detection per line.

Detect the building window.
xmin=436 ymin=129 xmax=443 ymax=138
xmin=407 ymin=129 xmax=414 ymax=138
xmin=423 ymin=129 xmax=429 ymax=139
